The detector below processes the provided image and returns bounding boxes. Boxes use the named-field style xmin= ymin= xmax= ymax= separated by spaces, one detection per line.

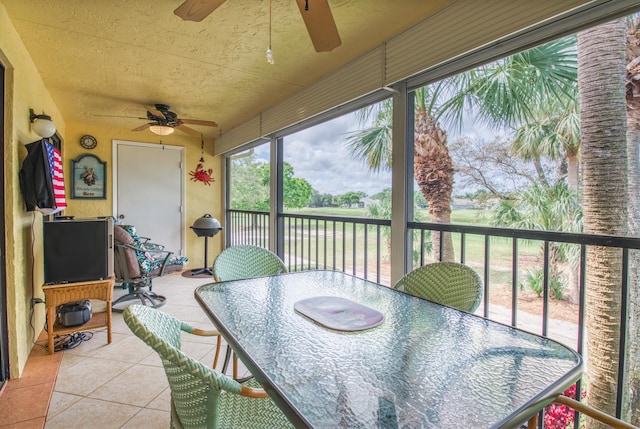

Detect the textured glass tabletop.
xmin=195 ymin=270 xmax=582 ymax=429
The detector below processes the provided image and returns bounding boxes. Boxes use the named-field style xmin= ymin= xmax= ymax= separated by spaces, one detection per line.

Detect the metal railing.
xmin=227 ymin=209 xmax=270 ymax=248
xmin=227 ymin=209 xmax=391 ymax=283
xmin=282 ymin=213 xmax=390 ymax=284
xmin=226 ymin=208 xmax=640 ymax=425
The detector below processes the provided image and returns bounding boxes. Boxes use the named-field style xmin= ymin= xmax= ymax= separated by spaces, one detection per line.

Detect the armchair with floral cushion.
xmin=112 ymin=224 xmax=188 ymax=312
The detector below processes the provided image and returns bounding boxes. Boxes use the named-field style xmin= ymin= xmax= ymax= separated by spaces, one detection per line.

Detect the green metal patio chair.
xmin=211 ymin=245 xmax=287 ymax=379
xmin=123 ymin=304 xmax=294 ymax=429
xmin=394 ymin=261 xmax=483 ymax=312
xmin=212 ymin=245 xmax=287 ymax=282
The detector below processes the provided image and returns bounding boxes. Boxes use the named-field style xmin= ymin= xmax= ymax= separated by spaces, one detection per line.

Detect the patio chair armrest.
xmin=553 ymin=396 xmax=639 ymax=429
xmin=179 ymin=322 xmax=220 ymax=337
xmin=139 ymin=237 xmax=166 ymax=252
xmin=155 ymin=250 xmax=174 ymax=275
xmin=118 ymin=242 xmax=174 ymax=276
xmin=191 ymin=328 xmax=220 ymax=337
xmin=240 ymin=385 xmax=270 ymax=398
xmin=120 ymin=242 xmax=171 ymax=256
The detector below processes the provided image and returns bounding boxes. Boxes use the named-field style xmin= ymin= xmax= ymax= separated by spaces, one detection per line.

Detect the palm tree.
xmin=413 ymin=88 xmax=455 ymax=261
xmin=511 ymin=100 xmax=580 ymax=190
xmin=347 ymin=37 xmax=578 ymax=263
xmin=492 ymin=182 xmax=582 ymax=299
xmin=577 ymin=17 xmax=628 ymax=428
xmin=624 ymin=15 xmax=640 ymax=426
xmin=509 ymin=99 xmax=583 ymax=303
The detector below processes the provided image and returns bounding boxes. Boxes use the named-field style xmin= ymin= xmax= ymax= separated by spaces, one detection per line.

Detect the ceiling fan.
xmin=131 ymin=104 xmax=218 ymax=136
xmin=173 ymin=0 xmax=342 ymax=53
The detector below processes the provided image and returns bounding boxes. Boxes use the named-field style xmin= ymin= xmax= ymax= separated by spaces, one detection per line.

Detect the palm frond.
xmin=345 ymin=124 xmax=392 ymax=171
xmin=439 ymin=36 xmax=578 ymax=130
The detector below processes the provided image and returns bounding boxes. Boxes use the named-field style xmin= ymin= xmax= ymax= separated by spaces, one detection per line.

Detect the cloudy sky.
xmin=253 ymin=108 xmax=500 ymax=197
xmin=256 ymin=112 xmax=392 ymax=196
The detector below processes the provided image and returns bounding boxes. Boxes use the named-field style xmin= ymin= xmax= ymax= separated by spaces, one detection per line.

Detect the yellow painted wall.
xmin=1 ymin=2 xmax=224 ymax=378
xmin=63 ymin=121 xmax=224 ymax=268
xmin=1 ymin=2 xmax=65 ymax=377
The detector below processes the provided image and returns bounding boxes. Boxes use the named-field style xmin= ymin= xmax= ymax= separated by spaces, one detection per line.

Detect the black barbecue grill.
xmin=190 ymin=214 xmax=222 ymax=276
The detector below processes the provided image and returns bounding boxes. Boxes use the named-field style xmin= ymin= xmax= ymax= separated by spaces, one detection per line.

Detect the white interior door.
xmin=113 ymin=141 xmax=185 ymax=255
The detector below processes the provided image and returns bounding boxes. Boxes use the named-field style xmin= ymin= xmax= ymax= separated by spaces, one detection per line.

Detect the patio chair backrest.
xmin=394 ymin=262 xmax=483 ymax=312
xmin=212 ymin=245 xmax=287 ymax=282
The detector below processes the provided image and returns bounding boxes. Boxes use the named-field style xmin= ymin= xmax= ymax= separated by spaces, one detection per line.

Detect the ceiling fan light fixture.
xmin=149 ymin=125 xmax=175 ymax=136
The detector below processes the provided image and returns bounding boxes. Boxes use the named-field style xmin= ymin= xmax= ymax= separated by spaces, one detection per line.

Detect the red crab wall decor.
xmin=189 ymin=163 xmax=215 ymax=185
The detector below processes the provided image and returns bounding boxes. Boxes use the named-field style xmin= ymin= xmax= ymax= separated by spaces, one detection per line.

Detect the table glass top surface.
xmin=195 ymin=270 xmax=582 ymax=429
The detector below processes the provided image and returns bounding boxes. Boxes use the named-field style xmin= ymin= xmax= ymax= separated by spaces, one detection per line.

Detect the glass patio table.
xmin=195 ymin=270 xmax=583 ymax=429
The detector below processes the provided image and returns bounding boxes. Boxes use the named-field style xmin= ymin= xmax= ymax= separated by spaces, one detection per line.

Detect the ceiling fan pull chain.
xmin=199 ymin=135 xmax=205 ymax=162
xmin=266 ymin=0 xmax=275 ymax=64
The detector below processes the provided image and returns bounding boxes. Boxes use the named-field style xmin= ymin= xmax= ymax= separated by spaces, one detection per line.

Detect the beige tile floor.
xmin=32 ymin=273 xmax=239 ymax=429
xmin=43 ymin=273 xmax=228 ymax=428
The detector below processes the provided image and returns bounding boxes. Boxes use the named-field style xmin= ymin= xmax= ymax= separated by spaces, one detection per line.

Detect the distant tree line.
xmin=231 ymin=154 xmax=372 ymax=210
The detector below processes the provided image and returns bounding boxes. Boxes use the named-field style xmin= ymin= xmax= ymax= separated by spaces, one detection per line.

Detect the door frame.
xmin=0 ymin=61 xmax=9 ymax=386
xmin=112 ymin=140 xmax=186 ymax=255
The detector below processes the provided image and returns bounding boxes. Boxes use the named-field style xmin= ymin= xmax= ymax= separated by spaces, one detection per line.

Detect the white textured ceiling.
xmin=2 ymin=0 xmax=451 ymax=139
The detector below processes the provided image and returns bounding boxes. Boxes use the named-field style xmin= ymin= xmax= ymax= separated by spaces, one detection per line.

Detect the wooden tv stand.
xmin=42 ymin=277 xmax=114 ymax=354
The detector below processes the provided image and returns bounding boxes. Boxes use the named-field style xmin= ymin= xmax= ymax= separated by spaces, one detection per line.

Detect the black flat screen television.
xmin=43 ymin=217 xmax=114 ymax=284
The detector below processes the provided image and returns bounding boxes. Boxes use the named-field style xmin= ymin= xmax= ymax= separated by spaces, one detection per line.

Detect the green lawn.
xmin=290 ymin=207 xmax=369 ymax=217
xmin=290 ymin=207 xmax=492 ymax=225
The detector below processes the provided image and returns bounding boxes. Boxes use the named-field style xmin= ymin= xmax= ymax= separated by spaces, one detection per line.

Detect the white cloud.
xmin=255 ymin=112 xmax=392 ymax=196
xmin=252 ymin=108 xmax=505 ymax=197
xmin=284 ymin=115 xmax=392 ymax=196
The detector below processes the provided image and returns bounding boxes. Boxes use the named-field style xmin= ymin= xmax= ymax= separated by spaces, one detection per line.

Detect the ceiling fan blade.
xmin=144 ymin=105 xmax=166 ymax=119
xmin=132 ymin=123 xmax=152 ymax=132
xmin=295 ymin=0 xmax=341 ymax=53
xmin=176 ymin=125 xmax=202 ymax=137
xmin=181 ymin=118 xmax=218 ymax=127
xmin=174 ymin=0 xmax=227 ymax=22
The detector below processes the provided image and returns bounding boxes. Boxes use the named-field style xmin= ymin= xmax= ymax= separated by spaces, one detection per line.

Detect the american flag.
xmin=43 ymin=140 xmax=66 ymax=214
